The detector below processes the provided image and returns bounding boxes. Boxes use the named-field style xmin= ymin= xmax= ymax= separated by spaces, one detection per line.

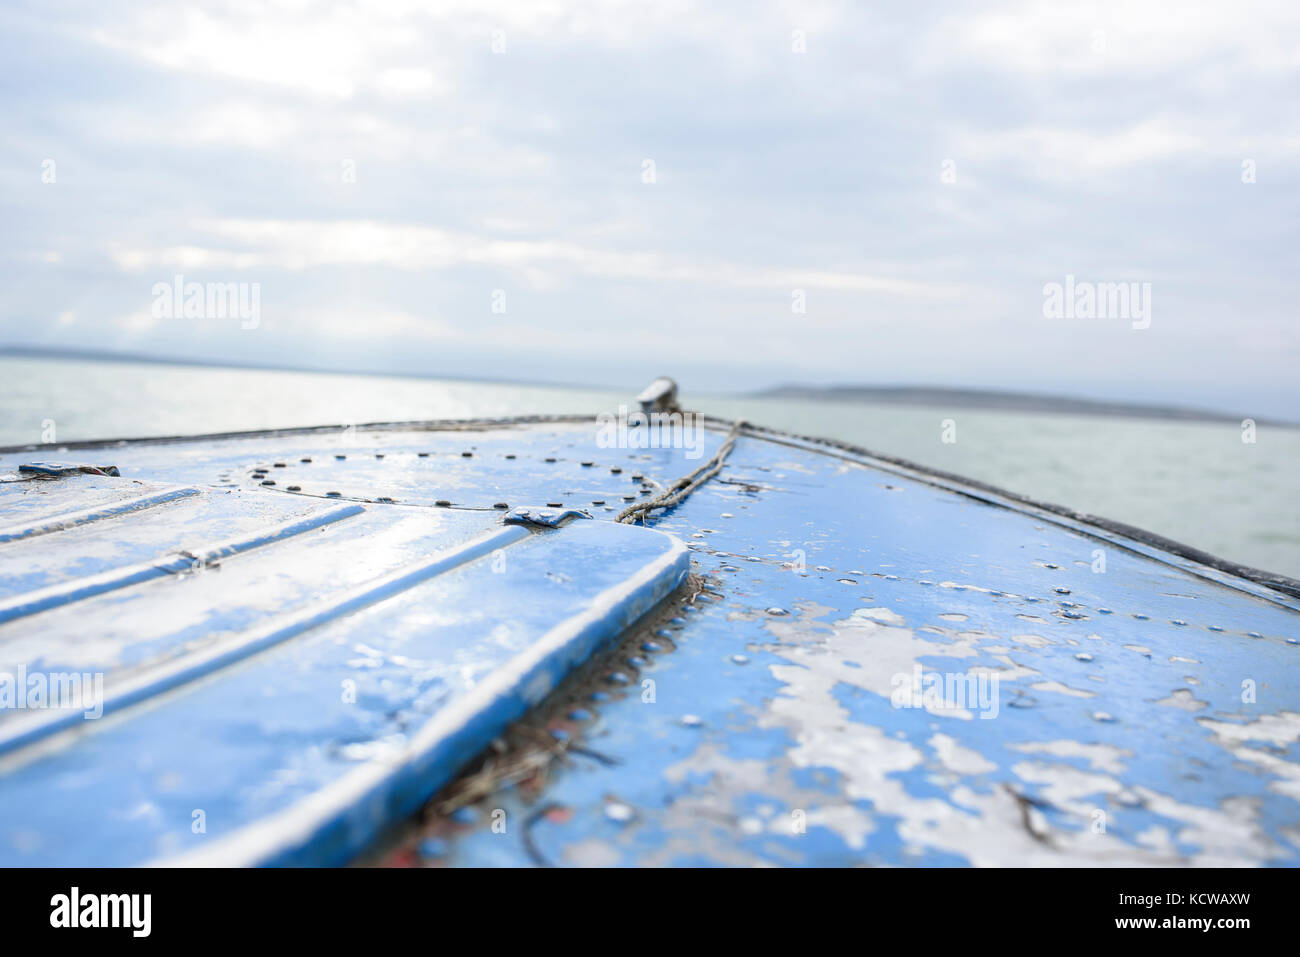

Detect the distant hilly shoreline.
xmin=3 ymin=345 xmax=1291 ymax=428
xmin=754 ymin=384 xmax=1297 ymax=428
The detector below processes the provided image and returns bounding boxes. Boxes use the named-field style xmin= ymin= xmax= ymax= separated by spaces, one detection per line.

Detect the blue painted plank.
xmin=0 ymin=419 xmax=1295 ymax=868
xmin=0 ymin=515 xmax=688 ymax=866
xmin=0 ymin=502 xmax=363 ymax=625
xmin=0 ymin=503 xmax=488 ymax=683
xmin=0 ymin=485 xmax=200 ymax=543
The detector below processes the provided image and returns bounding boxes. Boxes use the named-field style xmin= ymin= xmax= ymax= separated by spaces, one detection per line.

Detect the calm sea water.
xmin=3 ymin=355 xmax=1297 ymax=578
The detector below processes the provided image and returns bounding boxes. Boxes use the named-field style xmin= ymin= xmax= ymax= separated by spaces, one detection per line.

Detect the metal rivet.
xmin=604 ymin=802 xmax=635 ymax=824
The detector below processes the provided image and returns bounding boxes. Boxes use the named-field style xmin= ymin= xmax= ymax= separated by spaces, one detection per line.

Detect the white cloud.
xmin=111 ymin=306 xmax=456 ymax=342
xmin=3 ymin=0 xmax=1296 ymax=412
xmin=925 ymin=0 xmax=1300 ymax=75
xmin=374 ymin=67 xmax=445 ymax=98
xmin=959 ymin=120 xmax=1207 ymax=176
xmin=292 ymin=309 xmax=461 ymax=342
xmin=82 ymin=0 xmax=741 ymax=100
xmin=107 ymin=218 xmax=963 ymax=299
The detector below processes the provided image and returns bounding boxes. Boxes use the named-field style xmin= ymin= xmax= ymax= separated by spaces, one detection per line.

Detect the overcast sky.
xmin=2 ymin=0 xmax=1296 ymax=415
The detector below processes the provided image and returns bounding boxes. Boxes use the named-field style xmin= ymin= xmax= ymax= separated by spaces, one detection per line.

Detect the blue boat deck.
xmin=0 ymin=417 xmax=1297 ymax=866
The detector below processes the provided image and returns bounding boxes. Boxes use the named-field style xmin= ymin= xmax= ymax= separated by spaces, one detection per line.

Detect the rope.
xmin=616 ymin=420 xmax=745 ymax=525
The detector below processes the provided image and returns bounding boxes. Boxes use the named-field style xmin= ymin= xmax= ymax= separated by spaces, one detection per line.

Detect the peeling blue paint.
xmin=0 ymin=419 xmax=1295 ymax=867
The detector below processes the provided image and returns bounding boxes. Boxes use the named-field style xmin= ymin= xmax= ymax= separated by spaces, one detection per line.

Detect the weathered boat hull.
xmin=0 ymin=417 xmax=1296 ymax=866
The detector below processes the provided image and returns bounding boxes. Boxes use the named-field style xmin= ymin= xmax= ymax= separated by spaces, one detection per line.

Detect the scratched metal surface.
xmin=0 ymin=428 xmax=691 ymax=866
xmin=0 ymin=418 xmax=1297 ymax=866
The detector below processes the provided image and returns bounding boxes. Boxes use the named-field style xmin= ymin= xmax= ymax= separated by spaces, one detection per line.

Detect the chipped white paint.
xmin=1030 ymin=680 xmax=1096 ymax=699
xmin=1156 ymin=689 xmax=1207 ymax=711
xmin=1199 ymin=711 xmax=1300 ymax=746
xmin=1009 ymin=740 xmax=1132 ymax=775
xmin=929 ymin=733 xmax=996 ymax=775
xmin=702 ymin=600 xmax=1296 ymax=865
xmin=853 ymin=607 xmax=907 ymax=626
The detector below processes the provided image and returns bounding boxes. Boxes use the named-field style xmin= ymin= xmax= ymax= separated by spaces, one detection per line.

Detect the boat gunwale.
xmin=2 ymin=411 xmax=1297 ymax=602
